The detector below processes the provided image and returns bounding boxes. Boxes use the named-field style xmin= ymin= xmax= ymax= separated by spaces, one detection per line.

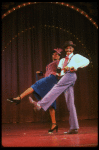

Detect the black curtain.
xmin=2 ymin=3 xmax=98 ymax=123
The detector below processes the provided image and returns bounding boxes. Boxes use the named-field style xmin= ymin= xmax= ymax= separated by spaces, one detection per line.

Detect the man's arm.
xmin=67 ymin=54 xmax=90 ymax=71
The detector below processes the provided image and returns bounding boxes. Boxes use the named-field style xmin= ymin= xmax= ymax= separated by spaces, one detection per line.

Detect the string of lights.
xmin=2 ymin=24 xmax=93 ymax=67
xmin=2 ymin=2 xmax=98 ymax=29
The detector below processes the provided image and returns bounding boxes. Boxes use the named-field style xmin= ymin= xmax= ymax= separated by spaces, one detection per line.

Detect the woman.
xmin=7 ymin=48 xmax=62 ymax=133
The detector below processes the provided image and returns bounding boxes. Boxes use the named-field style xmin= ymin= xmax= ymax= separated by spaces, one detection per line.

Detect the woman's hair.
xmin=51 ymin=50 xmax=62 ymax=59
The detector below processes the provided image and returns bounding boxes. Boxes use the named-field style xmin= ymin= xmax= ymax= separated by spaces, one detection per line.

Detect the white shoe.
xmin=64 ymin=129 xmax=78 ymax=134
xmin=29 ymin=96 xmax=34 ymax=104
xmin=29 ymin=97 xmax=41 ymax=111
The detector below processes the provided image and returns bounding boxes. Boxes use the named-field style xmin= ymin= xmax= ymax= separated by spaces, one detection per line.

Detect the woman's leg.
xmin=29 ymin=97 xmax=57 ymax=129
xmin=49 ymin=107 xmax=56 ymax=129
xmin=14 ymin=87 xmax=34 ymax=100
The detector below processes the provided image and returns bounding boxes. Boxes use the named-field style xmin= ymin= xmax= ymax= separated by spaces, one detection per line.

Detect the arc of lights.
xmin=2 ymin=2 xmax=98 ymax=29
xmin=2 ymin=24 xmax=93 ymax=67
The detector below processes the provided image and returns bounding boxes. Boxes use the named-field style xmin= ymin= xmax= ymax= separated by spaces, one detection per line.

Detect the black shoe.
xmin=7 ymin=96 xmax=21 ymax=105
xmin=64 ymin=129 xmax=78 ymax=134
xmin=48 ymin=124 xmax=58 ymax=133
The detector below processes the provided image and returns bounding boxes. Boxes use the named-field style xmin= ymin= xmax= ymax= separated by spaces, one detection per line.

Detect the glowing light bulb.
xmin=81 ymin=11 xmax=84 ymax=14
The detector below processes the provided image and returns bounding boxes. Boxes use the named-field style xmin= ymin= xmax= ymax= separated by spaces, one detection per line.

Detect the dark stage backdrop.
xmin=2 ymin=3 xmax=98 ymax=123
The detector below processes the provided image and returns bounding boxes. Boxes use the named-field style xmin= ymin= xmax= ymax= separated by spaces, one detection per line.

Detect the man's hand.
xmin=63 ymin=66 xmax=69 ymax=73
xmin=63 ymin=66 xmax=77 ymax=73
xmin=70 ymin=67 xmax=76 ymax=72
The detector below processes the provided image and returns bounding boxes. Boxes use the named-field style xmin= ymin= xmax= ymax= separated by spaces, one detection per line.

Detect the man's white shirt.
xmin=58 ymin=53 xmax=90 ymax=76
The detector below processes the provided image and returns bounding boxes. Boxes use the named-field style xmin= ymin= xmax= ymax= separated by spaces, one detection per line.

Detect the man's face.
xmin=65 ymin=46 xmax=74 ymax=55
xmin=52 ymin=52 xmax=60 ymax=60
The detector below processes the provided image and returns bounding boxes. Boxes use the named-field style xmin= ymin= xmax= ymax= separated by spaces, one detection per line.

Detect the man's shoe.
xmin=64 ymin=129 xmax=78 ymax=134
xmin=29 ymin=97 xmax=41 ymax=111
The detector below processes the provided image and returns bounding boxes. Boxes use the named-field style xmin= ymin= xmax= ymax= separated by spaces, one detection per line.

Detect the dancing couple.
xmin=7 ymin=41 xmax=90 ymax=134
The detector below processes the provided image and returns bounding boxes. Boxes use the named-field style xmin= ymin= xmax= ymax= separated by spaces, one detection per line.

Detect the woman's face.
xmin=52 ymin=52 xmax=60 ymax=60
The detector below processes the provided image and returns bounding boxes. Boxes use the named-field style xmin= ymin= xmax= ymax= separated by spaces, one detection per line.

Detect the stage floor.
xmin=2 ymin=119 xmax=98 ymax=147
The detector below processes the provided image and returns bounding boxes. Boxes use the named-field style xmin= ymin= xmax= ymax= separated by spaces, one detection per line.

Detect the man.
xmin=7 ymin=48 xmax=62 ymax=132
xmin=30 ymin=41 xmax=90 ymax=134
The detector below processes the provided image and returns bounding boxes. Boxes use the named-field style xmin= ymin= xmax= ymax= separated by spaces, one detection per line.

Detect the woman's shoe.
xmin=48 ymin=123 xmax=58 ymax=133
xmin=7 ymin=96 xmax=21 ymax=105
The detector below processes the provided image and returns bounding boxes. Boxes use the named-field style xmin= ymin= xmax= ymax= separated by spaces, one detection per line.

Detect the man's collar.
xmin=66 ymin=52 xmax=74 ymax=58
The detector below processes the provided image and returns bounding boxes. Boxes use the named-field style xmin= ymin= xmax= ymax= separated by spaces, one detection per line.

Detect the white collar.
xmin=66 ymin=52 xmax=74 ymax=59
